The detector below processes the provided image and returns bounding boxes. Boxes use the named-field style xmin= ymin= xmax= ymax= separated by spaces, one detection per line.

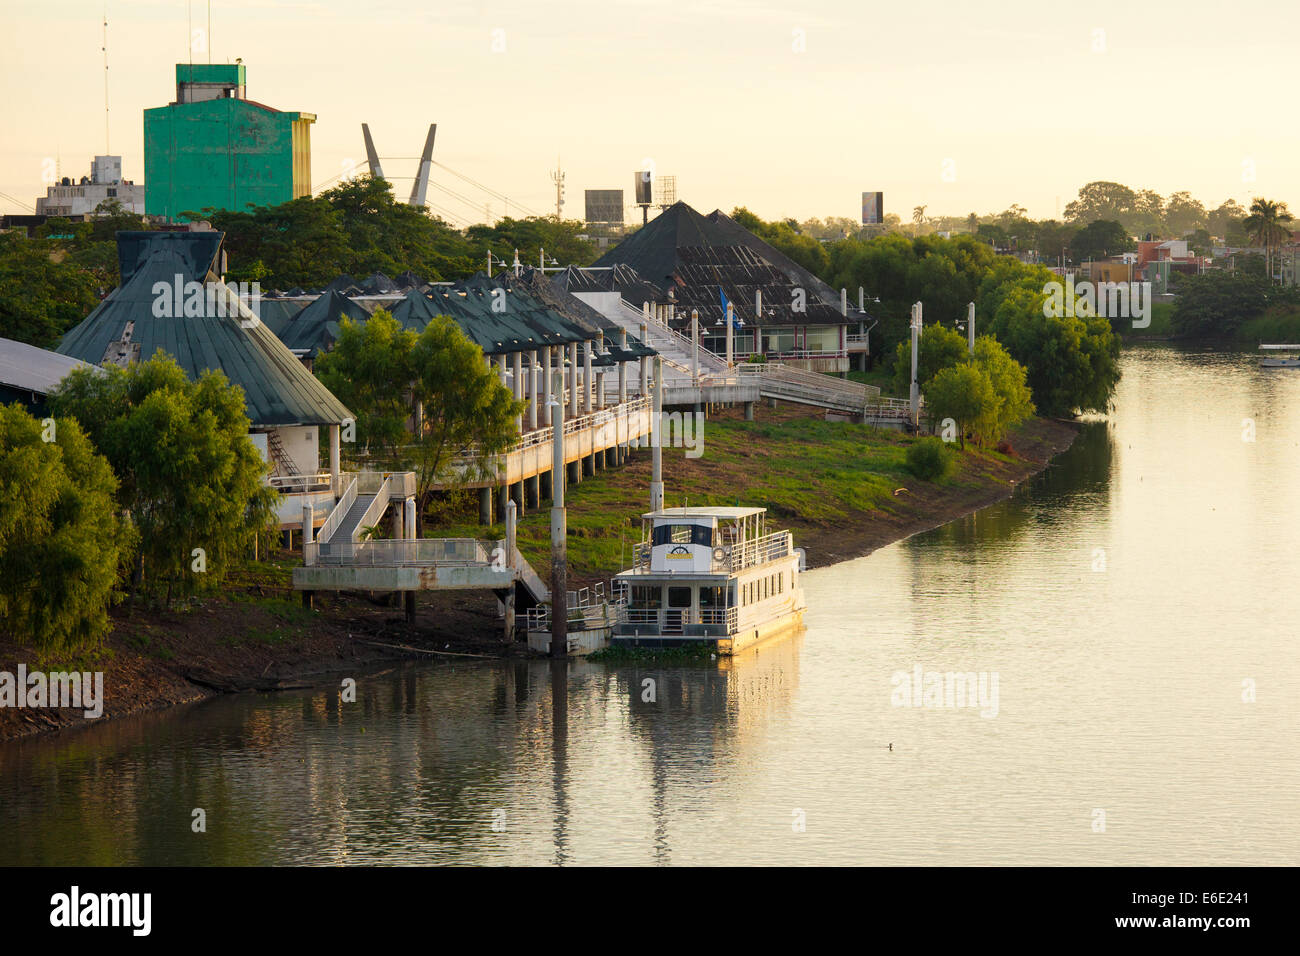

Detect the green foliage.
xmin=924 ymin=365 xmax=993 ymax=450
xmin=893 ymin=324 xmax=969 ymax=395
xmin=0 ymin=404 xmax=131 ymax=652
xmin=315 ymin=310 xmax=524 ymax=529
xmin=1168 ymin=272 xmax=1297 ymax=339
xmin=315 ymin=309 xmax=418 ymax=462
xmin=905 ymin=436 xmax=954 ymax=480
xmin=730 ymin=207 xmax=830 ymax=277
xmin=970 ymin=335 xmax=1035 ymax=444
xmin=47 ymin=354 xmax=277 ymax=606
xmin=985 ymin=281 xmax=1120 ymax=417
xmin=1070 ymin=219 xmax=1134 ymax=260
xmin=0 ymin=232 xmax=103 ymax=347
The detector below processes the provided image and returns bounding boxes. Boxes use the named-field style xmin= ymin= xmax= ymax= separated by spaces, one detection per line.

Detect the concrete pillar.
xmin=329 ymin=424 xmax=341 ymax=484
xmin=479 ymin=486 xmax=493 ymax=525
xmin=302 ymin=504 xmax=315 ymax=565
xmin=568 ymin=460 xmax=581 ymax=484
xmin=542 ymin=346 xmax=553 ymax=426
xmin=510 ymin=480 xmax=524 ymax=516
xmin=604 ymin=447 xmax=616 ymax=468
xmin=744 ymin=401 xmax=755 ymax=421
xmin=528 ymin=350 xmax=538 ymax=430
xmin=618 ymin=330 xmax=629 ymax=405
xmin=511 ymin=351 xmax=523 ymax=434
xmin=504 ymin=499 xmax=516 ymax=641
xmin=525 ymin=474 xmax=540 ymax=509
xmin=404 ymin=591 xmax=415 ymax=623
xmin=390 ymin=501 xmax=402 ymax=539
xmin=596 ymin=370 xmax=606 ymax=410
xmin=302 ymin=590 xmax=314 ymax=610
xmin=583 ymin=341 xmax=593 ymax=415
xmin=651 ymin=357 xmax=664 ymax=512
xmin=404 ymin=496 xmax=416 ymax=539
xmin=569 ymin=342 xmax=579 ymax=418
xmin=583 ymin=453 xmax=595 ymax=476
xmin=540 ymin=469 xmax=553 ymax=501
xmin=498 ymin=483 xmax=509 ymax=519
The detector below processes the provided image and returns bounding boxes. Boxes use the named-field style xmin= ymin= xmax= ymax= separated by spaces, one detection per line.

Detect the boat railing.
xmin=619 ymin=605 xmax=737 ymax=635
xmin=725 ymin=531 xmax=793 ymax=571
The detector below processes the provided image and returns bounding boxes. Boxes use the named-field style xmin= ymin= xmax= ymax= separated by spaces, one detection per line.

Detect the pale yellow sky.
xmin=1 ymin=0 xmax=1295 ymax=224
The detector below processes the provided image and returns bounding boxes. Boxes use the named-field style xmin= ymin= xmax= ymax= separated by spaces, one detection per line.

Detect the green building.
xmin=144 ymin=64 xmax=314 ymax=220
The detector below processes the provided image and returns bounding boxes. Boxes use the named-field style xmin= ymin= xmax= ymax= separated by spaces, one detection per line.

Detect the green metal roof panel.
xmin=57 ymin=236 xmax=352 ymax=428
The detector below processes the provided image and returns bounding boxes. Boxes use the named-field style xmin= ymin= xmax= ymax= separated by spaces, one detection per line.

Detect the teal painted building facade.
xmin=144 ymin=64 xmax=314 ymax=220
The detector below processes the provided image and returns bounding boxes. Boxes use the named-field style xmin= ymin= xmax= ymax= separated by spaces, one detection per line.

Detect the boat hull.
xmin=1260 ymin=358 xmax=1300 ymax=368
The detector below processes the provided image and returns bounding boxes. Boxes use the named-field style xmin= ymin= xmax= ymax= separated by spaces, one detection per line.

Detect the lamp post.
xmin=548 ymin=373 xmax=567 ymax=658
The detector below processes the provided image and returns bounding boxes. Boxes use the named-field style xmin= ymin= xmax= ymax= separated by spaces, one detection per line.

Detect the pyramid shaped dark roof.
xmin=57 ymin=234 xmax=352 ymax=427
xmin=276 ymin=290 xmax=372 ymax=356
xmin=591 ymin=202 xmax=856 ymax=328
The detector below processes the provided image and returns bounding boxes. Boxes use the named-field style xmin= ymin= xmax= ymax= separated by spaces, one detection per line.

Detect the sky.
xmin=1 ymin=0 xmax=1296 ymax=225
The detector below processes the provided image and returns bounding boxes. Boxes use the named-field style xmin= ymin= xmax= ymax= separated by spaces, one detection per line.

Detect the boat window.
xmin=667 ymin=586 xmax=693 ymax=608
xmin=630 ymin=585 xmax=661 ymax=609
xmin=652 ymin=523 xmax=713 ymax=547
xmin=700 ymin=586 xmax=726 ymax=608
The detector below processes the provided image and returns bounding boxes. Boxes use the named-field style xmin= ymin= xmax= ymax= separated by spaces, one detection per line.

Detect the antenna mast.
xmin=550 ymin=157 xmax=565 ymax=220
xmin=102 ymin=7 xmax=109 ymax=153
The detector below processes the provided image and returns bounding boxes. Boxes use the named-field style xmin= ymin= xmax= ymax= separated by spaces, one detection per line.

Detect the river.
xmin=2 ymin=345 xmax=1296 ymax=865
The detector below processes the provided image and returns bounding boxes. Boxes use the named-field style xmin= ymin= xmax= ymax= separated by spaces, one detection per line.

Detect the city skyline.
xmin=1 ymin=0 xmax=1295 ymax=225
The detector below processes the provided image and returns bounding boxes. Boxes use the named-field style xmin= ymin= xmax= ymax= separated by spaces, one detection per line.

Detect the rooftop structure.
xmin=144 ymin=64 xmax=314 ymax=220
xmin=35 ymin=155 xmax=144 ymax=217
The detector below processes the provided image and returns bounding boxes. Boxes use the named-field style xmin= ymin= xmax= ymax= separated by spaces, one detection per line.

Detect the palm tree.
xmin=1242 ymin=198 xmax=1293 ymax=282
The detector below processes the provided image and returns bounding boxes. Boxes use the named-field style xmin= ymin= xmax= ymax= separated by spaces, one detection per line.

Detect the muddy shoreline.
xmin=0 ymin=415 xmax=1080 ymax=743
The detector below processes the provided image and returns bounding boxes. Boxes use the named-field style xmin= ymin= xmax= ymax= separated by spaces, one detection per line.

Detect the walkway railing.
xmin=306 ymin=537 xmax=492 ymax=567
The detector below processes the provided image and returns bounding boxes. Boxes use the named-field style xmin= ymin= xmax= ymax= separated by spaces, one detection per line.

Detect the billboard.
xmin=634 ymin=171 xmax=653 ymax=205
xmin=584 ymin=189 xmax=625 ymax=224
xmin=862 ymin=191 xmax=884 ymax=225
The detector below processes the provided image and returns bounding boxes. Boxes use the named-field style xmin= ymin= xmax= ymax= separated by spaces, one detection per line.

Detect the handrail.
xmin=268 ymin=471 xmax=333 ymax=492
xmin=316 ymin=474 xmax=357 ymax=545
xmin=309 ymin=537 xmax=491 ymax=567
xmin=354 ymin=476 xmax=392 ymax=540
xmin=618 ymin=300 xmax=729 ymax=373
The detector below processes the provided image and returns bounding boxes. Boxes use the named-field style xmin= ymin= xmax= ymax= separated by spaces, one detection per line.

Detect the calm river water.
xmin=2 ymin=345 xmax=1296 ymax=865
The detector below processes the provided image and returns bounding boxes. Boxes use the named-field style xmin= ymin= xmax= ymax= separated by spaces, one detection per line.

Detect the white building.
xmin=35 ymin=155 xmax=144 ymax=217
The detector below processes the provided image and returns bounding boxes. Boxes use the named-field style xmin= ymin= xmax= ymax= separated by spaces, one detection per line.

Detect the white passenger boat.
xmin=1259 ymin=344 xmax=1300 ymax=368
xmin=612 ymin=506 xmax=806 ymax=655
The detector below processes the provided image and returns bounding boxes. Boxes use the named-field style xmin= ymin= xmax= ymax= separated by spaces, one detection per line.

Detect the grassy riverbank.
xmin=1 ymin=403 xmax=1078 ymax=741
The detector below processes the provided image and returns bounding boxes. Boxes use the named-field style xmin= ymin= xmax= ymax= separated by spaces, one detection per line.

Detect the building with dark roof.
xmin=56 ymin=230 xmax=353 ymax=529
xmin=593 ymin=201 xmax=869 ymax=372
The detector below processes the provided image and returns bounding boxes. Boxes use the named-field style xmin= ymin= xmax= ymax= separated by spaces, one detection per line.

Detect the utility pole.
xmin=909 ymin=302 xmax=923 ymax=431
xmin=966 ymin=301 xmax=975 ymax=355
xmin=549 ymin=371 xmax=567 ymax=658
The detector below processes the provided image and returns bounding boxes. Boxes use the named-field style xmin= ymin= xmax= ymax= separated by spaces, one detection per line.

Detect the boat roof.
xmin=643 ymin=506 xmax=766 ymax=520
xmin=1259 ymin=344 xmax=1300 ymax=349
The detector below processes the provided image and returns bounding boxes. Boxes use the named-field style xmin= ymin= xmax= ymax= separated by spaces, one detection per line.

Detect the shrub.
xmin=906 ymin=436 xmax=954 ymax=481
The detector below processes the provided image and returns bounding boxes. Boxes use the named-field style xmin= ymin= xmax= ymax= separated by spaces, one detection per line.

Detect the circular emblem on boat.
xmin=712 ymin=547 xmax=726 ymax=562
xmin=667 ymin=545 xmax=691 ymax=559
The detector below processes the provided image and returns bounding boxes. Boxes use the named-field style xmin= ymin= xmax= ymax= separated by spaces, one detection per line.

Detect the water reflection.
xmin=2 ymin=346 xmax=1297 ymax=865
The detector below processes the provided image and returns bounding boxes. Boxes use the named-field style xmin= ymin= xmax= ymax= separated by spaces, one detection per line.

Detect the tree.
xmin=0 ymin=232 xmax=101 ymax=347
xmin=408 ymin=316 xmax=525 ymax=528
xmin=1208 ymin=199 xmax=1247 ymax=244
xmin=0 ymin=404 xmax=131 ymax=652
xmin=314 ymin=310 xmax=418 ymax=464
xmin=1169 ymin=272 xmax=1271 ymax=338
xmin=1064 ymin=182 xmax=1138 ymax=225
xmin=971 ymin=335 xmax=1034 ymax=444
xmin=1242 ymin=198 xmax=1293 ymax=282
xmin=315 ymin=310 xmax=524 ymax=532
xmin=1164 ymin=192 xmax=1208 ymax=237
xmin=924 ymin=364 xmax=994 ymax=450
xmin=892 ymin=323 xmax=970 ymax=395
xmin=47 ymin=355 xmax=277 ymax=606
xmin=985 ymin=280 xmax=1121 ymax=416
xmin=1071 ymin=219 xmax=1133 ymax=261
